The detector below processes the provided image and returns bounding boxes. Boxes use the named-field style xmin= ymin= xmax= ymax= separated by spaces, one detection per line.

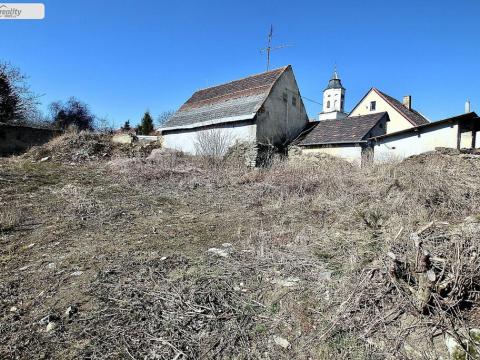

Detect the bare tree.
xmin=194 ymin=129 xmax=234 ymax=158
xmin=49 ymin=97 xmax=95 ymax=131
xmin=96 ymin=115 xmax=115 ymax=133
xmin=157 ymin=110 xmax=174 ymax=128
xmin=0 ymin=61 xmax=40 ymax=124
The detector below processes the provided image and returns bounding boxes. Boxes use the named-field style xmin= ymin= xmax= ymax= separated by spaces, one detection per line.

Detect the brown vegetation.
xmin=1 ymin=132 xmax=480 ymax=359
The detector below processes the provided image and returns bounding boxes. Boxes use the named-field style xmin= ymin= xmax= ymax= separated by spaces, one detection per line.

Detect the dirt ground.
xmin=2 ymin=136 xmax=480 ymax=359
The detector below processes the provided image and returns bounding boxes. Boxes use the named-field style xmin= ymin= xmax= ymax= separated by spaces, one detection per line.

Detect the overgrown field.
xmin=2 ymin=133 xmax=480 ymax=359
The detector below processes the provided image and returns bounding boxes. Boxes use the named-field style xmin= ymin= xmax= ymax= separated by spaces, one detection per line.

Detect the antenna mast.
xmin=260 ymin=25 xmax=292 ymax=71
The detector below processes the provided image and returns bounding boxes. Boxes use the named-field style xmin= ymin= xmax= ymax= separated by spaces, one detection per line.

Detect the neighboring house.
xmin=294 ymin=71 xmax=478 ymax=165
xmin=158 ymin=65 xmax=308 ymax=161
xmin=371 ymin=112 xmax=479 ymax=162
xmin=295 ymin=112 xmax=389 ymax=163
xmin=349 ymin=88 xmax=429 ymax=133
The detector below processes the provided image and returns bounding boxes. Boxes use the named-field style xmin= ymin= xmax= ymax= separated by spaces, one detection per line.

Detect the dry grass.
xmin=2 ymin=136 xmax=480 ymax=359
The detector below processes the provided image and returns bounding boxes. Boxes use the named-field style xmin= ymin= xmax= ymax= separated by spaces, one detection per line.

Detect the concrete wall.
xmin=0 ymin=123 xmax=61 ymax=156
xmin=373 ymin=123 xmax=459 ymax=162
xmin=350 ymin=90 xmax=417 ymax=134
xmin=301 ymin=145 xmax=363 ymax=164
xmin=256 ymin=67 xmax=309 ymax=147
xmin=162 ymin=121 xmax=256 ymax=154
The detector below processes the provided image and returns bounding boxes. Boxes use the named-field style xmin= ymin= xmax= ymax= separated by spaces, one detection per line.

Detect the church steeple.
xmin=319 ymin=66 xmax=347 ymax=121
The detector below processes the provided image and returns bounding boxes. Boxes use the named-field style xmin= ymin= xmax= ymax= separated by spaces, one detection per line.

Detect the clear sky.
xmin=1 ymin=0 xmax=479 ymax=127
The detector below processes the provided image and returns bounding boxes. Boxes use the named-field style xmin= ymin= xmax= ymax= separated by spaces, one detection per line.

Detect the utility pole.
xmin=260 ymin=25 xmax=292 ymax=71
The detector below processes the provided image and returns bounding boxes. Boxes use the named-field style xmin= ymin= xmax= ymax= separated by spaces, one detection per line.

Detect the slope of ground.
xmin=1 ymin=135 xmax=480 ymax=359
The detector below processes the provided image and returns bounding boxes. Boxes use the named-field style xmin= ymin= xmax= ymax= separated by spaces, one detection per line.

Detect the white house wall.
xmin=373 ymin=123 xmax=458 ymax=162
xmin=162 ymin=122 xmax=257 ymax=154
xmin=302 ymin=146 xmax=363 ymax=164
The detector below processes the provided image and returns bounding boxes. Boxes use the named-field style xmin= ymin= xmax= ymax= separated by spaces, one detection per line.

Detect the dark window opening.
xmin=283 ymin=92 xmax=287 ymax=102
xmin=327 ymin=100 xmax=330 ymax=108
xmin=292 ymin=96 xmax=297 ymax=107
xmin=370 ymin=101 xmax=376 ymax=111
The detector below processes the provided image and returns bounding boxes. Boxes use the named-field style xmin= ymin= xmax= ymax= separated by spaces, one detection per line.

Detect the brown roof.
xmin=162 ymin=66 xmax=289 ymax=130
xmin=298 ymin=112 xmax=388 ymax=146
xmin=373 ymin=88 xmax=429 ymax=126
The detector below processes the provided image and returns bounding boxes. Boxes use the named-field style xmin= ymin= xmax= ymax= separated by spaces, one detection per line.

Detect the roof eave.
xmin=158 ymin=113 xmax=257 ymax=132
xmin=299 ymin=140 xmax=367 ymax=147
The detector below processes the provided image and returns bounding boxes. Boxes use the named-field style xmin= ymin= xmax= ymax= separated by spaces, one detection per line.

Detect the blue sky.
xmin=1 ymin=0 xmax=479 ymax=127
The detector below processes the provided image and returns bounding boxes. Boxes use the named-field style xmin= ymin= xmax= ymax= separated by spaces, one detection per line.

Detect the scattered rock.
xmin=207 ymin=248 xmax=229 ymax=257
xmin=46 ymin=262 xmax=56 ymax=270
xmin=10 ymin=306 xmax=18 ymax=312
xmin=273 ymin=335 xmax=290 ymax=349
xmin=271 ymin=277 xmax=301 ymax=287
xmin=71 ymin=270 xmax=83 ymax=276
xmin=40 ymin=156 xmax=50 ymax=162
xmin=39 ymin=315 xmax=52 ymax=325
xmin=222 ymin=242 xmax=232 ymax=248
xmin=46 ymin=322 xmax=57 ymax=332
xmin=65 ymin=305 xmax=78 ymax=318
xmin=26 ymin=243 xmax=35 ymax=249
xmin=19 ymin=265 xmax=30 ymax=271
xmin=160 ymin=256 xmax=167 ymax=261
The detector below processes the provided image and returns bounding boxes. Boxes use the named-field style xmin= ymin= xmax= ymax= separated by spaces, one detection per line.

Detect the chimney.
xmin=465 ymin=99 xmax=471 ymax=114
xmin=402 ymin=95 xmax=412 ymax=110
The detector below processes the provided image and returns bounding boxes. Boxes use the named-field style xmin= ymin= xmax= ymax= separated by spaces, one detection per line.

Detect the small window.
xmin=379 ymin=123 xmax=384 ymax=129
xmin=370 ymin=101 xmax=376 ymax=111
xmin=283 ymin=92 xmax=288 ymax=102
xmin=327 ymin=100 xmax=330 ymax=108
xmin=292 ymin=96 xmax=297 ymax=107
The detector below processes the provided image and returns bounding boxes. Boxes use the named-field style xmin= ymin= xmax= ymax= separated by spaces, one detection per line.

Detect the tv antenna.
xmin=260 ymin=25 xmax=292 ymax=71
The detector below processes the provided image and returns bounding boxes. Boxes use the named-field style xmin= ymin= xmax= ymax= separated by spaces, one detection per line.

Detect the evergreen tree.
xmin=122 ymin=120 xmax=131 ymax=131
xmin=138 ymin=111 xmax=154 ymax=135
xmin=0 ymin=62 xmax=39 ymax=124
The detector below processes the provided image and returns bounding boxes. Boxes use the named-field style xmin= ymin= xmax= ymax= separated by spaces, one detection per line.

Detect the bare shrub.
xmin=53 ymin=184 xmax=102 ymax=220
xmin=194 ymin=129 xmax=234 ymax=158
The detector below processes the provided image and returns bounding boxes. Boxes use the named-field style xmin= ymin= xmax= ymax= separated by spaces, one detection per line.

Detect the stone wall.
xmin=0 ymin=123 xmax=62 ymax=156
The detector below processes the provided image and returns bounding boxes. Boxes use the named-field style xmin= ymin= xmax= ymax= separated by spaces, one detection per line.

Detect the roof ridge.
xmin=320 ymin=112 xmax=387 ymax=123
xmin=194 ymin=65 xmax=289 ymax=93
xmin=373 ymin=88 xmax=428 ymax=126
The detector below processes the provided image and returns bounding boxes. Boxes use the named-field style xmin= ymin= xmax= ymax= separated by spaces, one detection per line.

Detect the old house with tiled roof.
xmin=159 ymin=65 xmax=308 ymax=161
xmin=296 ymin=112 xmax=389 ymax=162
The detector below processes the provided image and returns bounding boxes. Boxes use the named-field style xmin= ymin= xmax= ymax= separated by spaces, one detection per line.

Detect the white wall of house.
xmin=162 ymin=122 xmax=257 ymax=154
xmin=301 ymin=145 xmax=363 ymax=164
xmin=350 ymin=90 xmax=417 ymax=134
xmin=373 ymin=124 xmax=458 ymax=162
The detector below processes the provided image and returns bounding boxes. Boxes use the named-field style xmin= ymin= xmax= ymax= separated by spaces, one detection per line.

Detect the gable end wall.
xmin=255 ymin=67 xmax=309 ymax=147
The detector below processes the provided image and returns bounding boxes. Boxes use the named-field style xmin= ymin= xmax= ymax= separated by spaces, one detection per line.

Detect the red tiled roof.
xmin=163 ymin=66 xmax=289 ymax=129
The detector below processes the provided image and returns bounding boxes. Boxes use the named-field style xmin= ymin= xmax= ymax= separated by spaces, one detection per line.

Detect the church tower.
xmin=319 ymin=68 xmax=347 ymax=121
